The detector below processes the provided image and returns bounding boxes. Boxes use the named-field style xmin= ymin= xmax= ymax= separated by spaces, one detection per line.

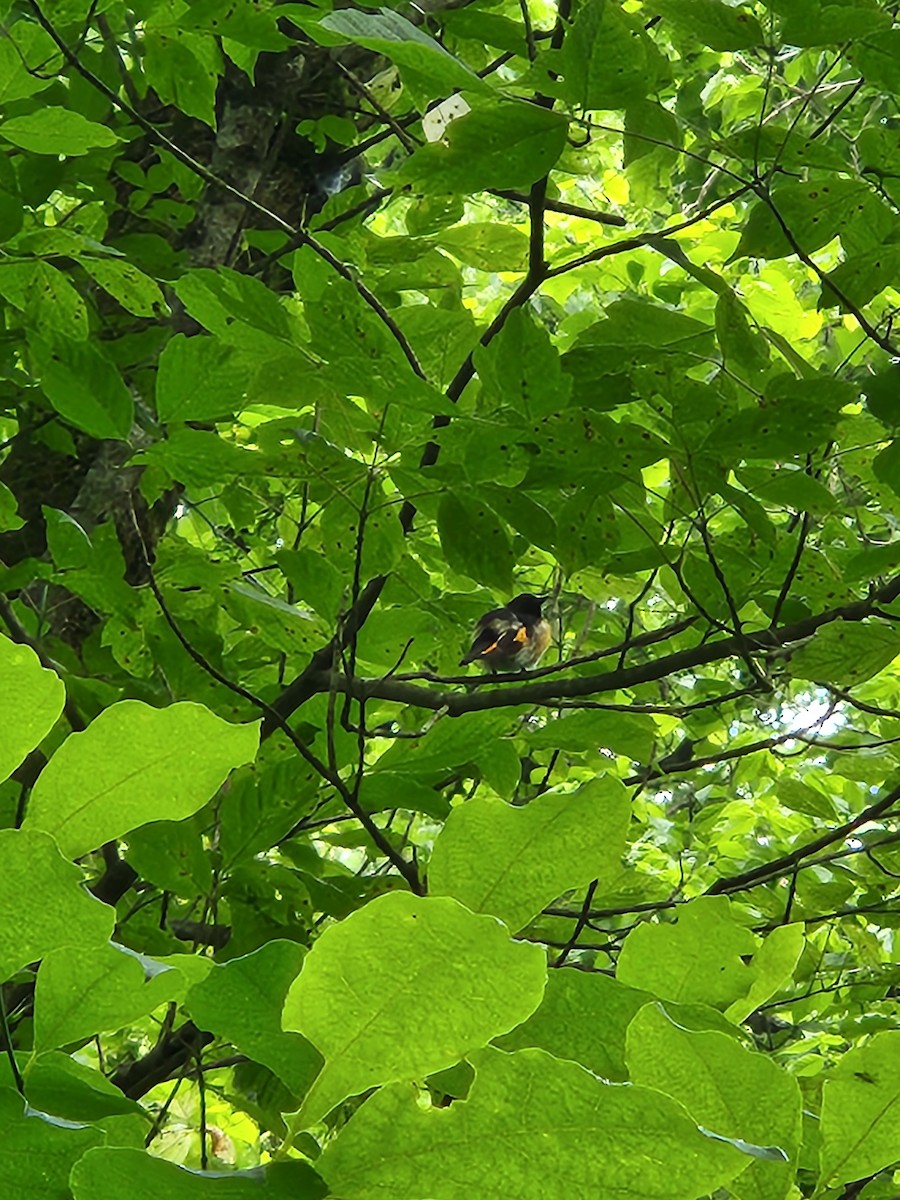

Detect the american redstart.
xmin=460 ymin=593 xmax=552 ymax=672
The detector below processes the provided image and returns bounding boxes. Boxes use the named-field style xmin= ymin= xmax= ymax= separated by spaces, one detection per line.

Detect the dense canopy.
xmin=2 ymin=0 xmax=900 ymax=1196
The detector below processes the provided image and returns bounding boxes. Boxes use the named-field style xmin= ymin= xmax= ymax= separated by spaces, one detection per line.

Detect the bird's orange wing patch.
xmin=479 ymin=639 xmax=500 ymax=657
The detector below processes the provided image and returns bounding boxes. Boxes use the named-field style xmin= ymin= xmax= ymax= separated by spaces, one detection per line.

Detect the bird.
xmin=459 ymin=593 xmax=552 ymax=673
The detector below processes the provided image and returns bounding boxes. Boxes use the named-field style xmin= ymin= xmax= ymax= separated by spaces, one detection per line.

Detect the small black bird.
xmin=460 ymin=593 xmax=552 ymax=672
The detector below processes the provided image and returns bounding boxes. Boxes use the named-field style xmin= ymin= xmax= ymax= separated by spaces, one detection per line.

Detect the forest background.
xmin=2 ymin=0 xmax=900 ymax=1197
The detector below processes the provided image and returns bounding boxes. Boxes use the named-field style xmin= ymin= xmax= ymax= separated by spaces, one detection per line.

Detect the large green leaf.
xmin=652 ymin=0 xmax=763 ymax=50
xmin=820 ymin=1031 xmax=900 ymax=1189
xmin=185 ymin=940 xmax=322 ymax=1097
xmin=34 ymin=942 xmax=188 ymax=1053
xmin=70 ymin=1147 xmax=326 ymax=1199
xmin=428 ymin=777 xmax=631 ymax=931
xmin=497 ymin=970 xmax=652 ymax=1081
xmin=616 ymin=897 xmax=759 ymax=1009
xmin=401 ymin=102 xmax=568 ymax=193
xmin=282 ymin=892 xmax=547 ymax=1125
xmin=156 ymin=334 xmax=251 ymax=421
xmin=788 ymin=622 xmax=900 ymax=687
xmin=30 ymin=337 xmax=133 ymax=440
xmin=0 ymin=634 xmax=64 ymax=784
xmin=318 ymin=9 xmax=484 ymax=93
xmin=23 ymin=700 xmax=259 ymax=859
xmin=0 ymin=829 xmax=114 ymax=981
xmin=0 ymin=1088 xmax=103 ymax=1200
xmin=627 ymin=1005 xmax=801 ymax=1200
xmin=0 ymin=108 xmax=117 ymax=154
xmin=320 ymin=1046 xmax=750 ymax=1200
xmin=555 ymin=0 xmax=667 ymax=109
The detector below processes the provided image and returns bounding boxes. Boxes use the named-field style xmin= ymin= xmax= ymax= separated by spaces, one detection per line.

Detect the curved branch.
xmin=307 ymin=575 xmax=900 ymax=716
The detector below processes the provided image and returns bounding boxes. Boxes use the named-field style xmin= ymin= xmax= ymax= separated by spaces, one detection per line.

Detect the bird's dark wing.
xmin=460 ymin=607 xmax=524 ymax=666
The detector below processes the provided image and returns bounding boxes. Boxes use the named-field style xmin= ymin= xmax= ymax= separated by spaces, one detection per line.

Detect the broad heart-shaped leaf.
xmin=24 ymin=700 xmax=259 ymax=860
xmin=29 ymin=336 xmax=133 ymax=440
xmin=437 ymin=493 xmax=515 ymax=592
xmin=184 ymin=940 xmax=322 ymax=1098
xmin=0 ymin=1087 xmax=103 ymax=1200
xmin=428 ymin=777 xmax=632 ymax=932
xmin=0 ymin=107 xmax=117 ymax=154
xmin=0 ymin=829 xmax=114 ymax=982
xmin=626 ymin=1006 xmax=801 ymax=1200
xmin=400 ymin=100 xmax=567 ymax=193
xmin=319 ymin=8 xmax=484 ymax=94
xmin=496 ymin=970 xmax=652 ymax=1082
xmin=819 ymin=1030 xmax=900 ymax=1188
xmin=616 ymin=897 xmax=759 ymax=1009
xmin=282 ymin=892 xmax=546 ymax=1127
xmin=320 ymin=1046 xmax=750 ymax=1200
xmin=71 ymin=1147 xmax=327 ymax=1200
xmin=788 ymin=622 xmax=900 ymax=687
xmin=156 ymin=333 xmax=251 ymax=422
xmin=0 ymin=633 xmax=64 ymax=784
xmin=34 ymin=942 xmax=188 ymax=1053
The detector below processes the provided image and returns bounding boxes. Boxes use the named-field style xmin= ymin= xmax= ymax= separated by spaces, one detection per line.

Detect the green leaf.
xmin=556 ymin=0 xmax=667 ymax=109
xmin=820 ymin=1030 xmax=900 ymax=1188
xmin=156 ymin=334 xmax=251 ymax=421
xmin=434 ymin=223 xmax=529 ymax=272
xmin=473 ymin=307 xmax=572 ymax=418
xmin=319 ymin=9 xmax=484 ymax=93
xmin=320 ymin=1046 xmax=750 ymax=1200
xmin=873 ymin=439 xmax=900 ymax=499
xmin=282 ymin=892 xmax=547 ymax=1125
xmin=80 ymin=257 xmax=168 ymax=319
xmin=0 ymin=261 xmax=88 ymax=342
xmin=715 ymin=292 xmax=770 ymax=376
xmin=774 ymin=778 xmax=838 ymax=821
xmin=0 ymin=829 xmax=114 ymax=981
xmin=653 ymin=0 xmax=763 ymax=50
xmin=400 ymin=101 xmax=568 ymax=193
xmin=732 ymin=181 xmax=876 ymax=260
xmin=34 ymin=942 xmax=188 ymax=1053
xmin=178 ymin=0 xmax=290 ymax=51
xmin=626 ymin=1005 xmax=800 ymax=1200
xmin=70 ymin=1147 xmax=327 ymax=1200
xmin=30 ymin=337 xmax=133 ymax=440
xmin=185 ymin=940 xmax=323 ymax=1097
xmin=725 ymin=923 xmax=803 ymax=1024
xmin=23 ymin=700 xmax=259 ymax=859
xmin=0 ymin=1087 xmax=103 ymax=1200
xmin=12 ymin=1052 xmax=141 ymax=1122
xmin=497 ymin=970 xmax=652 ymax=1081
xmin=530 ymin=708 xmax=657 ymax=760
xmin=437 ymin=493 xmax=515 ymax=592
xmin=0 ymin=634 xmax=64 ymax=784
xmin=617 ymin=897 xmax=759 ymax=1010
xmin=144 ymin=19 xmax=222 ymax=129
xmin=788 ymin=622 xmax=900 ymax=687
xmin=429 ymin=777 xmax=631 ymax=931
xmin=0 ymin=36 xmax=56 ymax=103
xmin=0 ymin=108 xmax=117 ymax=155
